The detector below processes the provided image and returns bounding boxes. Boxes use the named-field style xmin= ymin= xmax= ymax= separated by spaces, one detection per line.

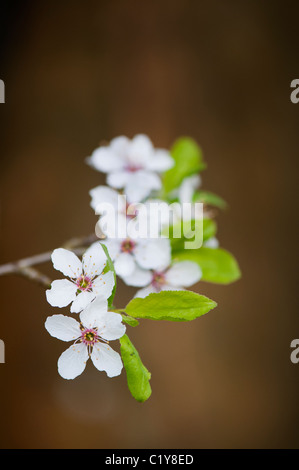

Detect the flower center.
xmin=125 ymin=203 xmax=138 ymax=219
xmin=125 ymin=164 xmax=143 ymax=173
xmin=120 ymin=238 xmax=136 ymax=253
xmin=76 ymin=275 xmax=93 ymax=292
xmin=152 ymin=271 xmax=166 ymax=289
xmin=81 ymin=328 xmax=98 ymax=346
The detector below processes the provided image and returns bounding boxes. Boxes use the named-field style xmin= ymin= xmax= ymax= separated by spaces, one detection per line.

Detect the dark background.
xmin=0 ymin=0 xmax=298 ymax=448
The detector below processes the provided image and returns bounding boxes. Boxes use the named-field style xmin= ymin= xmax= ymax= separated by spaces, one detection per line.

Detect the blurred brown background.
xmin=0 ymin=0 xmax=298 ymax=449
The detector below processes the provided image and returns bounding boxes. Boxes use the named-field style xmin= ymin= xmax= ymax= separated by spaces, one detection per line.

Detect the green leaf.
xmin=125 ymin=290 xmax=217 ymax=322
xmin=100 ymin=242 xmax=116 ymax=308
xmin=121 ymin=314 xmax=139 ymax=327
xmin=173 ymin=247 xmax=241 ymax=284
xmin=193 ymin=190 xmax=228 ymax=210
xmin=201 ymin=218 xmax=218 ymax=241
xmin=120 ymin=334 xmax=152 ymax=403
xmin=163 ymin=137 xmax=206 ymax=195
xmin=164 ymin=218 xmax=217 ymax=252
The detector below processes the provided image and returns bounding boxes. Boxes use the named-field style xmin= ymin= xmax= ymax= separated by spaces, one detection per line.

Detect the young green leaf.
xmin=164 ymin=218 xmax=217 ymax=252
xmin=173 ymin=247 xmax=241 ymax=284
xmin=193 ymin=190 xmax=228 ymax=210
xmin=163 ymin=137 xmax=206 ymax=195
xmin=124 ymin=290 xmax=217 ymax=322
xmin=120 ymin=334 xmax=152 ymax=403
xmin=121 ymin=314 xmax=139 ymax=327
xmin=101 ymin=242 xmax=116 ymax=308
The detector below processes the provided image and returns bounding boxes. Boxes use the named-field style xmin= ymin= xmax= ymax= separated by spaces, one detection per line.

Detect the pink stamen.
xmin=125 ymin=164 xmax=143 ymax=173
xmin=76 ymin=275 xmax=93 ymax=292
xmin=152 ymin=271 xmax=166 ymax=289
xmin=81 ymin=328 xmax=99 ymax=346
xmin=120 ymin=238 xmax=136 ymax=253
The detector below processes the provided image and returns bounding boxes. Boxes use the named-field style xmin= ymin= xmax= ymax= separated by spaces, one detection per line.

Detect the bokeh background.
xmin=0 ymin=0 xmax=298 ymax=449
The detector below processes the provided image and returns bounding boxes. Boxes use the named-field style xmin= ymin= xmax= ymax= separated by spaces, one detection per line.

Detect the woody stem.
xmin=0 ymin=233 xmax=98 ymax=287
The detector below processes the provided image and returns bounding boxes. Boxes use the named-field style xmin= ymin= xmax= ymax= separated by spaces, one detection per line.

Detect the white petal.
xmin=127 ymin=134 xmax=153 ymax=166
xmin=165 ymin=261 xmax=202 ymax=287
xmin=89 ymin=186 xmax=123 ymax=213
xmin=99 ymin=212 xmax=128 ymax=239
xmin=107 ymin=170 xmax=130 ymax=189
xmin=124 ymin=171 xmax=161 ymax=203
xmin=134 ymin=238 xmax=171 ymax=270
xmin=136 ymin=199 xmax=171 ymax=237
xmin=58 ymin=343 xmax=89 ymax=380
xmin=87 ymin=147 xmax=125 ymax=173
xmin=91 ymin=343 xmax=123 ymax=378
xmin=46 ymin=279 xmax=77 ymax=308
xmin=114 ymin=252 xmax=136 ymax=277
xmin=70 ymin=291 xmax=96 ymax=313
xmin=45 ymin=314 xmax=81 ymax=342
xmin=161 ymin=284 xmax=185 ymax=292
xmin=51 ymin=248 xmax=82 ymax=279
xmin=178 ymin=174 xmax=201 ymax=204
xmin=146 ymin=149 xmax=174 ymax=172
xmin=121 ymin=265 xmax=152 ymax=287
xmin=110 ymin=135 xmax=130 ymax=154
xmin=134 ymin=284 xmax=157 ymax=298
xmin=204 ymin=236 xmax=219 ymax=249
xmin=79 ymin=296 xmax=109 ymax=328
xmin=97 ymin=311 xmax=126 ymax=341
xmin=92 ymin=271 xmax=115 ymax=299
xmin=82 ymin=242 xmax=107 ymax=279
xmin=101 ymin=238 xmax=122 ymax=260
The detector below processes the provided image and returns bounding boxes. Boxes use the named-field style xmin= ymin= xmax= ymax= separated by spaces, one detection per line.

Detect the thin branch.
xmin=0 ymin=251 xmax=56 ymax=276
xmin=17 ymin=267 xmax=53 ymax=289
xmin=0 ymin=233 xmax=98 ymax=286
xmin=0 ymin=208 xmax=217 ymax=287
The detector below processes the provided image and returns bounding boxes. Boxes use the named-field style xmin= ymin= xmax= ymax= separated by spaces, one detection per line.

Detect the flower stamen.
xmin=76 ymin=275 xmax=93 ymax=292
xmin=152 ymin=271 xmax=166 ymax=290
xmin=120 ymin=238 xmax=136 ymax=253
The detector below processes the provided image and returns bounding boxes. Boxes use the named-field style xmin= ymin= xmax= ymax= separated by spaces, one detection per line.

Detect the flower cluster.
xmin=45 ymin=243 xmax=125 ymax=379
xmin=88 ymin=134 xmax=203 ymax=297
xmin=45 ymin=134 xmax=240 ymax=400
xmin=87 ymin=134 xmax=174 ymax=203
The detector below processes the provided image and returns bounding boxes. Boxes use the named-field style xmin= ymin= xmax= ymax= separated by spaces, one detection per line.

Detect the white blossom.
xmin=178 ymin=174 xmax=201 ymax=204
xmin=87 ymin=134 xmax=174 ymax=202
xmin=90 ymin=186 xmax=171 ymax=239
xmin=103 ymin=236 xmax=171 ymax=281
xmin=203 ymin=237 xmax=219 ymax=248
xmin=46 ymin=242 xmax=114 ymax=313
xmin=89 ymin=186 xmax=140 ymax=239
xmin=45 ymin=297 xmax=126 ymax=379
xmin=128 ymin=261 xmax=202 ymax=298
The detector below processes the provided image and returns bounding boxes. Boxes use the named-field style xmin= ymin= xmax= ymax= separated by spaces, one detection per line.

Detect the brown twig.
xmin=0 ymin=233 xmax=98 ymax=287
xmin=17 ymin=267 xmax=53 ymax=289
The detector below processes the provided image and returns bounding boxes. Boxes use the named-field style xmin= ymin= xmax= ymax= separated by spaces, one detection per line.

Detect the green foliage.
xmin=104 ymin=137 xmax=240 ymax=402
xmin=164 ymin=217 xmax=217 ymax=252
xmin=124 ymin=290 xmax=217 ymax=322
xmin=163 ymin=137 xmax=206 ymax=195
xmin=120 ymin=334 xmax=152 ymax=403
xmin=193 ymin=190 xmax=228 ymax=210
xmin=121 ymin=314 xmax=139 ymax=327
xmin=173 ymin=247 xmax=241 ymax=284
xmin=101 ymin=242 xmax=117 ymax=308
